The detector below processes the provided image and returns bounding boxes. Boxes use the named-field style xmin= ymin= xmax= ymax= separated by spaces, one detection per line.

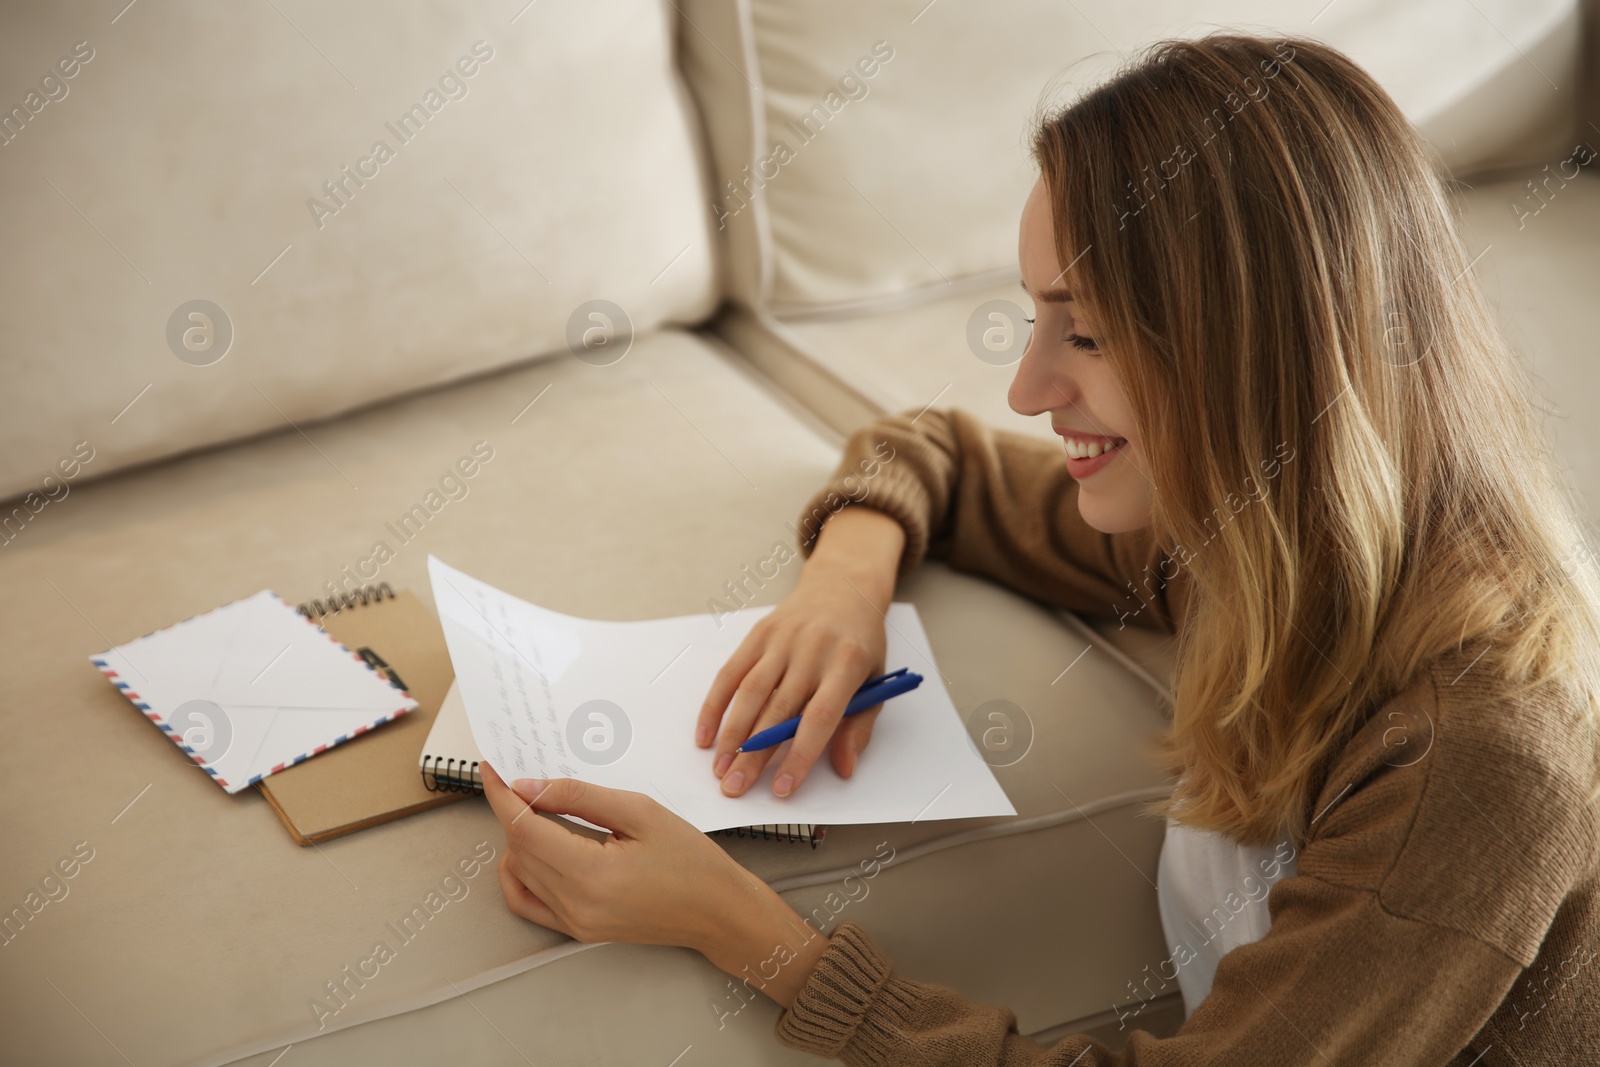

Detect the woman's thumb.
xmin=511 ymin=778 xmax=549 ymax=802
xmin=513 ymin=777 xmax=642 ymax=835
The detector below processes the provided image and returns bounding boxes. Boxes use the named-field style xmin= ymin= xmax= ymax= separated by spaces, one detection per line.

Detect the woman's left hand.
xmin=480 ymin=762 xmax=771 ymax=953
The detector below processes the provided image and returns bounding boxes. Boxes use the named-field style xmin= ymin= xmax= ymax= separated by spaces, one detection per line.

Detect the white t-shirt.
xmin=1156 ymin=816 xmax=1301 ymax=1017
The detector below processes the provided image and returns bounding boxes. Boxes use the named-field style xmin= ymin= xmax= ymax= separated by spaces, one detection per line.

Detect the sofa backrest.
xmin=679 ymin=0 xmax=1588 ymax=320
xmin=0 ymin=0 xmax=718 ymax=501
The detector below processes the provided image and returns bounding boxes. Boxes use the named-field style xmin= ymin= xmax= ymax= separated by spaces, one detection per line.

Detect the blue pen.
xmin=736 ymin=668 xmax=923 ymax=753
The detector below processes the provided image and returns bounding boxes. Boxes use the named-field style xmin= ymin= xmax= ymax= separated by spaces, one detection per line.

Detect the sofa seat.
xmin=1 ymin=325 xmax=1183 ymax=1066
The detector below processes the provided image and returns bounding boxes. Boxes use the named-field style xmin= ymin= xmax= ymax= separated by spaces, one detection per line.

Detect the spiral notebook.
xmin=421 ymin=679 xmax=826 ymax=847
xmin=256 ymin=585 xmax=468 ymax=844
xmin=274 ymin=584 xmax=823 ymax=847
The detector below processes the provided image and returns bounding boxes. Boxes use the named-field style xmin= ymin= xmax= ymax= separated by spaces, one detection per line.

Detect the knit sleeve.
xmin=772 ymin=667 xmax=1599 ymax=1064
xmin=773 ymin=893 xmax=1522 ymax=1065
xmin=793 ymin=407 xmax=1184 ymax=632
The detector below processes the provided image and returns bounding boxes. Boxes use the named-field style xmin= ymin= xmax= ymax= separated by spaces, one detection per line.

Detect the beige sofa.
xmin=1 ymin=2 xmax=1594 ymax=1064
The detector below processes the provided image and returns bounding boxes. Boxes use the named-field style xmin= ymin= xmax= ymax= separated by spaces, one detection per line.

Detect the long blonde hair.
xmin=1032 ymin=34 xmax=1600 ymax=846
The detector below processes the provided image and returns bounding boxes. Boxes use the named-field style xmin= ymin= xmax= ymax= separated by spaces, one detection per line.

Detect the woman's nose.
xmin=1008 ymin=338 xmax=1073 ymax=418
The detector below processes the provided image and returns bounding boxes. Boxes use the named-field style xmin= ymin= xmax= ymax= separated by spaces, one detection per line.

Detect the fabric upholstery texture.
xmin=0 ymin=0 xmax=718 ymax=500
xmin=682 ymin=0 xmax=1585 ymax=318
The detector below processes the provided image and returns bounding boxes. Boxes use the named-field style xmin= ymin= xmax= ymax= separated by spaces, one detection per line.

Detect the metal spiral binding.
xmin=296 ymin=582 xmax=396 ymax=620
xmin=416 ymin=759 xmax=826 ymax=847
xmin=708 ymin=824 xmax=826 ymax=847
xmin=420 ymin=756 xmax=481 ymax=794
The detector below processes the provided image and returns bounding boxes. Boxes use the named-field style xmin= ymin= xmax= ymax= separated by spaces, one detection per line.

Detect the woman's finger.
xmin=485 ymin=765 xmax=594 ymax=893
xmin=497 ymin=854 xmax=569 ymax=935
xmin=770 ymin=667 xmax=877 ymax=796
xmin=501 ymin=817 xmax=565 ymax=901
xmin=828 ymin=703 xmax=881 ymax=778
xmin=719 ymin=644 xmax=824 ymax=796
xmin=695 ymin=623 xmax=768 ymax=748
xmin=499 ymin=787 xmax=614 ymax=888
xmin=481 ymin=765 xmax=566 ymax=899
xmin=524 ymin=778 xmax=652 ymax=840
xmin=711 ymin=650 xmax=786 ymax=780
xmin=481 ymin=762 xmax=536 ymax=830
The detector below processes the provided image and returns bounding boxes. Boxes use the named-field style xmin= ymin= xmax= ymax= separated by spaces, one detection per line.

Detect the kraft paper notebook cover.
xmin=256 ymin=586 xmax=466 ymax=845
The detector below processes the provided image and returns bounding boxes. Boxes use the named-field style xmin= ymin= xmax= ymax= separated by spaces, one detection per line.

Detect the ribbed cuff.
xmin=792 ymin=463 xmax=935 ymax=584
xmin=772 ymin=920 xmax=895 ymax=1059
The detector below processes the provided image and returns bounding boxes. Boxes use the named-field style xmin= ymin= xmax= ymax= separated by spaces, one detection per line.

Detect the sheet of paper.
xmin=90 ymin=590 xmax=418 ymax=793
xmin=428 ymin=556 xmax=1017 ymax=833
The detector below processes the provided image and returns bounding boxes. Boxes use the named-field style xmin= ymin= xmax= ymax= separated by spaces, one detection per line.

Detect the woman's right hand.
xmin=695 ymin=506 xmax=906 ymax=800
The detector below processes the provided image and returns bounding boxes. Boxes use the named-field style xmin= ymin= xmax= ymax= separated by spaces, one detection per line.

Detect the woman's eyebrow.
xmin=1020 ymin=280 xmax=1073 ymax=303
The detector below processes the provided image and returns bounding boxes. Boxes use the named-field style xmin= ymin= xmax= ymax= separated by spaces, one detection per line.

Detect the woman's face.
xmin=1010 ymin=177 xmax=1154 ymax=533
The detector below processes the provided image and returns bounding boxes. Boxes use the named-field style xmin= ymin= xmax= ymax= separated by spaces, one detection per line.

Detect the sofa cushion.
xmin=722 ymin=279 xmax=1043 ymax=440
xmin=1 ymin=326 xmax=1179 ymax=1065
xmin=0 ymin=0 xmax=718 ymax=501
xmin=1456 ymin=168 xmax=1600 ymax=533
xmin=679 ymin=0 xmax=1585 ymax=318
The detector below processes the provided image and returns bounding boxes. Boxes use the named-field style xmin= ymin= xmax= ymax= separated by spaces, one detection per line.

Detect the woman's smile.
xmin=1055 ymin=427 xmax=1128 ymax=477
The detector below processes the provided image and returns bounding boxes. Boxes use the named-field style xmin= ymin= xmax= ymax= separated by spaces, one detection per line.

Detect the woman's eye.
xmin=1022 ymin=318 xmax=1098 ymax=352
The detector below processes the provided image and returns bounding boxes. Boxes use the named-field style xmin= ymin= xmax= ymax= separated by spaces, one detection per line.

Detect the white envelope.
xmin=90 ymin=590 xmax=418 ymax=794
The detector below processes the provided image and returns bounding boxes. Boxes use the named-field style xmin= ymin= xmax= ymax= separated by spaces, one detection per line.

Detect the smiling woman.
xmin=724 ymin=31 xmax=1599 ymax=1064
xmin=481 ymin=30 xmax=1600 ymax=1066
